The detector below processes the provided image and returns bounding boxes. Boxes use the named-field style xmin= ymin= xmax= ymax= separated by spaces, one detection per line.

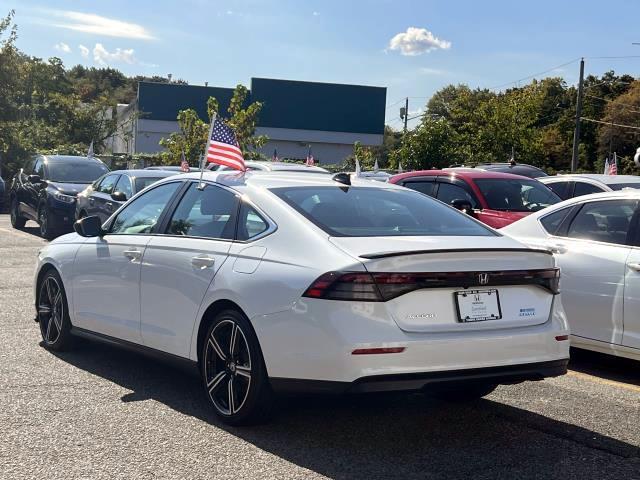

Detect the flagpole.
xmin=198 ymin=113 xmax=216 ymax=190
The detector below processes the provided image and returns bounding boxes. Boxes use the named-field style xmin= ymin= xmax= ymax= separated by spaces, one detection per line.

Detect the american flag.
xmin=272 ymin=148 xmax=279 ymax=162
xmin=180 ymin=150 xmax=190 ymax=172
xmin=206 ymin=117 xmax=245 ymax=171
xmin=610 ymin=152 xmax=618 ymax=175
xmin=306 ymin=146 xmax=314 ymax=166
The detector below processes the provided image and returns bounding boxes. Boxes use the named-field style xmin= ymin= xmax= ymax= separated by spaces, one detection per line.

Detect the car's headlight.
xmin=52 ymin=191 xmax=76 ymax=203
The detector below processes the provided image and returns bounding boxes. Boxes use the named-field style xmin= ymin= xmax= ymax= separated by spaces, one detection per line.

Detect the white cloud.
xmin=50 ymin=11 xmax=154 ymax=40
xmin=54 ymin=42 xmax=71 ymax=53
xmin=92 ymin=43 xmax=136 ymax=66
xmin=388 ymin=27 xmax=451 ymax=56
xmin=419 ymin=67 xmax=447 ymax=75
xmin=79 ymin=44 xmax=89 ymax=58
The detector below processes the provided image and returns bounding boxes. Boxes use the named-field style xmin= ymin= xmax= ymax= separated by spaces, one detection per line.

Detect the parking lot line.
xmin=567 ymin=370 xmax=640 ymax=393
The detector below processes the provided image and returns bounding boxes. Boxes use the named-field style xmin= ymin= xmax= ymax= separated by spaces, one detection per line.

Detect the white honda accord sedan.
xmin=503 ymin=190 xmax=640 ymax=361
xmin=34 ymin=170 xmax=569 ymax=424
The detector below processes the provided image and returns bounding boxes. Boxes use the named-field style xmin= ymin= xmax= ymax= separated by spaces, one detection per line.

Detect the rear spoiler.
xmin=359 ymin=247 xmax=552 ymax=260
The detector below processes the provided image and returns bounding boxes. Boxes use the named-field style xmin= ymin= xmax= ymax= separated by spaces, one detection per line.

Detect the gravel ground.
xmin=0 ymin=214 xmax=639 ymax=480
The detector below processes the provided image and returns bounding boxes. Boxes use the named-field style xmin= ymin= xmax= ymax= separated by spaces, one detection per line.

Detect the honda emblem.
xmin=478 ymin=273 xmax=489 ymax=285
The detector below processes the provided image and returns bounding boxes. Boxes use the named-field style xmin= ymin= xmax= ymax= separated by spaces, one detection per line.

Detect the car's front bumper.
xmin=46 ymin=198 xmax=76 ymax=230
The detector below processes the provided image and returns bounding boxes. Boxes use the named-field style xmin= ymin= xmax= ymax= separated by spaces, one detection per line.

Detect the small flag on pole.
xmin=306 ymin=146 xmax=314 ymax=166
xmin=87 ymin=140 xmax=94 ymax=158
xmin=272 ymin=148 xmax=279 ymax=162
xmin=180 ymin=150 xmax=190 ymax=172
xmin=373 ymin=158 xmax=379 ymax=173
xmin=355 ymin=158 xmax=362 ymax=177
xmin=609 ymin=152 xmax=618 ymax=175
xmin=398 ymin=161 xmax=403 ymax=173
xmin=205 ymin=115 xmax=245 ymax=171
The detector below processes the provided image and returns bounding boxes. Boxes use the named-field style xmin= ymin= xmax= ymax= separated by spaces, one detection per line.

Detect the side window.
xmin=403 ymin=180 xmax=436 ymax=197
xmin=33 ymin=158 xmax=44 ymax=178
xmin=110 ymin=182 xmax=181 ymax=235
xmin=114 ymin=175 xmax=133 ymax=199
xmin=92 ymin=174 xmax=106 ymax=190
xmin=436 ymin=182 xmax=477 ymax=208
xmin=237 ymin=202 xmax=269 ymax=240
xmin=567 ymin=200 xmax=637 ymax=246
xmin=166 ymin=183 xmax=239 ymax=239
xmin=98 ymin=174 xmax=120 ymax=194
xmin=574 ymin=182 xmax=604 ymax=197
xmin=546 ymin=182 xmax=569 ymax=200
xmin=540 ymin=207 xmax=573 ymax=235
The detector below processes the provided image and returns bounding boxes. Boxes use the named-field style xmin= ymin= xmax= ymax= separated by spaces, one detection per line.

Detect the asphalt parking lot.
xmin=0 ymin=214 xmax=639 ymax=480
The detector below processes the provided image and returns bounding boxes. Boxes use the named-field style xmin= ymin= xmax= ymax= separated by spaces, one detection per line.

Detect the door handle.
xmin=191 ymin=255 xmax=215 ymax=269
xmin=547 ymin=243 xmax=567 ymax=254
xmin=628 ymin=263 xmax=640 ymax=272
xmin=123 ymin=249 xmax=142 ymax=262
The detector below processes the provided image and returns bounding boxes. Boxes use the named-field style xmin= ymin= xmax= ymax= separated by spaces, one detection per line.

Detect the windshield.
xmin=474 ymin=178 xmax=561 ymax=212
xmin=135 ymin=177 xmax=166 ymax=192
xmin=48 ymin=160 xmax=109 ymax=183
xmin=609 ymin=183 xmax=640 ymax=191
xmin=271 ymin=186 xmax=496 ymax=237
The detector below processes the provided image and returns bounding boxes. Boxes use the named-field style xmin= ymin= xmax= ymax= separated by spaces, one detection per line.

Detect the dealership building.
xmin=111 ymin=78 xmax=387 ymax=164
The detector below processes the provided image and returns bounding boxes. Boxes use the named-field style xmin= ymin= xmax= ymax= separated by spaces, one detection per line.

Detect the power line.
xmin=585 ymin=94 xmax=640 ymax=114
xmin=581 ymin=117 xmax=640 ymax=131
xmin=487 ymin=58 xmax=581 ymax=90
xmin=385 ymin=98 xmax=405 ymax=110
xmin=586 ymin=55 xmax=640 ymax=59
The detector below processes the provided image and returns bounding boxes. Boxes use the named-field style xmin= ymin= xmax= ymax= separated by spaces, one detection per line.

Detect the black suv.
xmin=9 ymin=155 xmax=109 ymax=239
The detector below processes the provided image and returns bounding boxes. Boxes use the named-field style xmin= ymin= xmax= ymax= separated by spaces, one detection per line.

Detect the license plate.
xmin=455 ymin=289 xmax=502 ymax=322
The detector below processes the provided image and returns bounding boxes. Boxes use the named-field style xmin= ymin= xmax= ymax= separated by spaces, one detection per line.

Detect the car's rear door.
xmin=139 ymin=181 xmax=239 ymax=357
xmin=92 ymin=173 xmax=120 ymax=222
xmin=72 ymin=181 xmax=183 ymax=343
xmin=621 ymin=208 xmax=640 ymax=349
xmin=552 ymin=199 xmax=638 ymax=345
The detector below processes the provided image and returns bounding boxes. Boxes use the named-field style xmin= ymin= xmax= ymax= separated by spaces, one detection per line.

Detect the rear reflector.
xmin=555 ymin=335 xmax=569 ymax=341
xmin=352 ymin=347 xmax=406 ymax=355
xmin=302 ymin=268 xmax=560 ymax=302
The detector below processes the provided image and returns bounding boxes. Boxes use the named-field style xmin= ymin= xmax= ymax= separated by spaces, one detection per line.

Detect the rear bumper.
xmin=270 ymin=359 xmax=568 ymax=394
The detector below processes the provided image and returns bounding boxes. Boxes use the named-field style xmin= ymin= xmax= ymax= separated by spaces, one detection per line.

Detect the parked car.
xmin=9 ymin=155 xmax=109 ymax=239
xmin=448 ymin=163 xmax=548 ymax=179
xmin=214 ymin=161 xmax=330 ymax=174
xmin=390 ymin=169 xmax=561 ymax=228
xmin=539 ymin=174 xmax=640 ymax=200
xmin=0 ymin=175 xmax=5 ymax=212
xmin=76 ymin=169 xmax=177 ymax=223
xmin=35 ymin=171 xmax=568 ymax=425
xmin=145 ymin=165 xmax=200 ymax=173
xmin=503 ymin=190 xmax=640 ymax=361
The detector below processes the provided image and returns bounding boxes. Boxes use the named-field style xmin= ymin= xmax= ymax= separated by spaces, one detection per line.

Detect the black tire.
xmin=200 ymin=309 xmax=274 ymax=425
xmin=36 ymin=269 xmax=74 ymax=351
xmin=38 ymin=204 xmax=57 ymax=240
xmin=10 ymin=197 xmax=26 ymax=229
xmin=429 ymin=382 xmax=498 ymax=402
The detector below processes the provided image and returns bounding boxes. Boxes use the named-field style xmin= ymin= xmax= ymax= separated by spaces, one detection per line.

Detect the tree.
xmin=159 ymin=84 xmax=268 ymax=166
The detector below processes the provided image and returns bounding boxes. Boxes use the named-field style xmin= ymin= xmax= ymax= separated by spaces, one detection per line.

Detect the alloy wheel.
xmin=204 ymin=319 xmax=252 ymax=416
xmin=38 ymin=276 xmax=64 ymax=345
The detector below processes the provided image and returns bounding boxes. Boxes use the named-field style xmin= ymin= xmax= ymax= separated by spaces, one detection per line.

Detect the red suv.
xmin=389 ymin=169 xmax=561 ymax=228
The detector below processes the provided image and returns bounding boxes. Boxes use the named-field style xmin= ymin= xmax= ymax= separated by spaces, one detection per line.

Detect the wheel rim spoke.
xmin=208 ymin=337 xmax=226 ymax=361
xmin=207 ymin=371 xmax=226 ymax=395
xmin=45 ymin=315 xmax=54 ymax=342
xmin=235 ymin=365 xmax=251 ymax=379
xmin=229 ymin=323 xmax=238 ymax=357
xmin=228 ymin=377 xmax=235 ymax=414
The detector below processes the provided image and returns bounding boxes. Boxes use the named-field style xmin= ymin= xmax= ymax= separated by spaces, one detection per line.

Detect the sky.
xmin=7 ymin=0 xmax=640 ymax=128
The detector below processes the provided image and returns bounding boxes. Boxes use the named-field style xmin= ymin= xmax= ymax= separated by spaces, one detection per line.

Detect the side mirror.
xmin=111 ymin=191 xmax=127 ymax=202
xmin=28 ymin=174 xmax=41 ymax=184
xmin=451 ymin=199 xmax=476 ymax=216
xmin=74 ymin=215 xmax=104 ymax=237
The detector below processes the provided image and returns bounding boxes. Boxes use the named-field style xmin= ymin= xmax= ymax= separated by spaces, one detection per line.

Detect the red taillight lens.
xmin=302 ymin=272 xmax=383 ymax=301
xmin=352 ymin=347 xmax=406 ymax=355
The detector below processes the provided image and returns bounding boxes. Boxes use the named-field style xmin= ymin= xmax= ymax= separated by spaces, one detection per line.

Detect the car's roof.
xmin=43 ymin=155 xmax=104 ymax=164
xmin=540 ymin=174 xmax=640 ymax=185
xmin=145 ymin=165 xmax=200 ymax=172
xmin=110 ymin=169 xmax=177 ymax=178
xmin=171 ymin=170 xmax=407 ymax=191
xmin=391 ymin=169 xmax=533 ymax=182
xmin=246 ymin=161 xmax=329 ymax=173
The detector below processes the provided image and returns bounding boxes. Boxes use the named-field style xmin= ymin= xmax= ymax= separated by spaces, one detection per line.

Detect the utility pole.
xmin=404 ymin=97 xmax=409 ymax=133
xmin=571 ymin=58 xmax=585 ymax=172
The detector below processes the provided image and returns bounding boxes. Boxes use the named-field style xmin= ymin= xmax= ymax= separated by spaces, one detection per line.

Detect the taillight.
xmin=302 ymin=268 xmax=560 ymax=302
xmin=302 ymin=272 xmax=383 ymax=301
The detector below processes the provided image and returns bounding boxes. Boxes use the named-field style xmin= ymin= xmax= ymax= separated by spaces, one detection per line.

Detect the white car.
xmin=540 ymin=174 xmax=640 ymax=200
xmin=503 ymin=190 xmax=640 ymax=361
xmin=34 ymin=171 xmax=569 ymax=424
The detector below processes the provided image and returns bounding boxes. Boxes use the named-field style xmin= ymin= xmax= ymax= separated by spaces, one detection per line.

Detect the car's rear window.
xmin=271 ymin=186 xmax=496 ymax=237
xmin=608 ymin=183 xmax=640 ymax=191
